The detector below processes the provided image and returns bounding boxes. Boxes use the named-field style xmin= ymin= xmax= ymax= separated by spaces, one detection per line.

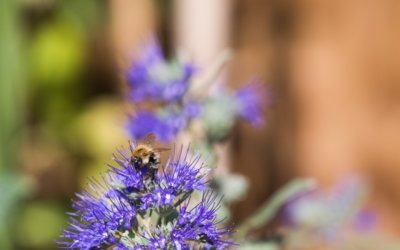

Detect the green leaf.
xmin=164 ymin=207 xmax=179 ymax=225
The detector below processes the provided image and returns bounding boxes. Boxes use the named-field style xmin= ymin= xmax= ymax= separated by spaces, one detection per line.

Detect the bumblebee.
xmin=130 ymin=134 xmax=169 ymax=169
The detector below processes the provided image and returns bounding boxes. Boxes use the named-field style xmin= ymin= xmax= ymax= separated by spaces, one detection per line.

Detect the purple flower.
xmin=58 ymin=142 xmax=233 ymax=249
xmin=354 ymin=208 xmax=377 ymax=232
xmin=235 ymin=82 xmax=267 ymax=126
xmin=127 ymin=39 xmax=196 ymax=103
xmin=127 ymin=111 xmax=166 ymax=142
xmin=172 ymin=191 xmax=234 ymax=248
xmin=141 ymin=192 xmax=233 ymax=250
xmin=58 ymin=180 xmax=137 ymax=249
xmin=159 ymin=146 xmax=208 ymax=194
xmin=182 ymin=101 xmax=202 ymax=118
xmin=283 ymin=177 xmax=377 ymax=244
xmin=127 ymin=111 xmax=187 ymax=143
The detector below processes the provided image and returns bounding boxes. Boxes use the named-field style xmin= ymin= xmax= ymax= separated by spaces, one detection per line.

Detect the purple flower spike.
xmin=183 ymin=101 xmax=202 ymax=118
xmin=354 ymin=208 xmax=377 ymax=232
xmin=58 ymin=142 xmax=233 ymax=249
xmin=158 ymin=145 xmax=209 ymax=198
xmin=235 ymin=81 xmax=268 ymax=126
xmin=127 ymin=111 xmax=169 ymax=142
xmin=173 ymin=191 xmax=234 ymax=248
xmin=127 ymin=111 xmax=187 ymax=143
xmin=143 ymin=192 xmax=234 ymax=250
xmin=126 ymin=39 xmax=196 ymax=103
xmin=58 ymin=178 xmax=137 ymax=250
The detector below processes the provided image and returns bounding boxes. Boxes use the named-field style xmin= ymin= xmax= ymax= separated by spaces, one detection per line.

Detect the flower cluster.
xmin=127 ymin=103 xmax=199 ymax=143
xmin=127 ymin=39 xmax=196 ymax=103
xmin=126 ymin=39 xmax=266 ymax=143
xmin=234 ymin=82 xmax=266 ymax=126
xmin=283 ymin=177 xmax=376 ymax=248
xmin=201 ymin=83 xmax=265 ymax=142
xmin=58 ymin=142 xmax=233 ymax=249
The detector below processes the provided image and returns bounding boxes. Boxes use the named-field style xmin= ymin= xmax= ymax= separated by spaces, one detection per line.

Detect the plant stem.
xmin=235 ymin=178 xmax=316 ymax=241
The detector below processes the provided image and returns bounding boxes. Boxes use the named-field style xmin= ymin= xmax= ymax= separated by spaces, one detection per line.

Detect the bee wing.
xmin=140 ymin=134 xmax=170 ymax=152
xmin=141 ymin=133 xmax=157 ymax=145
xmin=154 ymin=147 xmax=170 ymax=153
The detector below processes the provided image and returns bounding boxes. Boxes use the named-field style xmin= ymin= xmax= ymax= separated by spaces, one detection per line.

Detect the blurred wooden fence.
xmin=110 ymin=0 xmax=400 ymax=233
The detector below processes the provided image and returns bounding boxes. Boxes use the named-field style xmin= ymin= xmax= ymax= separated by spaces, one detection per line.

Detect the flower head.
xmin=136 ymin=191 xmax=233 ymax=250
xmin=127 ymin=100 xmax=202 ymax=143
xmin=127 ymin=111 xmax=187 ymax=143
xmin=58 ymin=179 xmax=137 ymax=249
xmin=284 ymin=177 xmax=375 ymax=242
xmin=126 ymin=38 xmax=268 ymax=145
xmin=58 ymin=142 xmax=233 ymax=249
xmin=234 ymin=82 xmax=267 ymax=126
xmin=127 ymin=39 xmax=196 ymax=103
xmin=173 ymin=191 xmax=233 ymax=248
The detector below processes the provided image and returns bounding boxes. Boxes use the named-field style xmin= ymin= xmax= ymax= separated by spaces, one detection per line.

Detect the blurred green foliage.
xmin=29 ymin=18 xmax=86 ymax=130
xmin=29 ymin=20 xmax=85 ymax=86
xmin=16 ymin=201 xmax=67 ymax=249
xmin=0 ymin=0 xmax=26 ymax=249
xmin=0 ymin=175 xmax=27 ymax=250
xmin=236 ymin=178 xmax=316 ymax=241
xmin=0 ymin=0 xmax=24 ymax=175
xmin=66 ymin=98 xmax=129 ymax=187
xmin=0 ymin=0 xmax=108 ymax=249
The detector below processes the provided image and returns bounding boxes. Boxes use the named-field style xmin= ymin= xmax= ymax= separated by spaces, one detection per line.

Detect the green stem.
xmin=235 ymin=178 xmax=316 ymax=241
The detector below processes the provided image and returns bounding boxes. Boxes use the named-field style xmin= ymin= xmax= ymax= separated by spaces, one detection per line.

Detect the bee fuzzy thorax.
xmin=130 ymin=144 xmax=162 ymax=168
